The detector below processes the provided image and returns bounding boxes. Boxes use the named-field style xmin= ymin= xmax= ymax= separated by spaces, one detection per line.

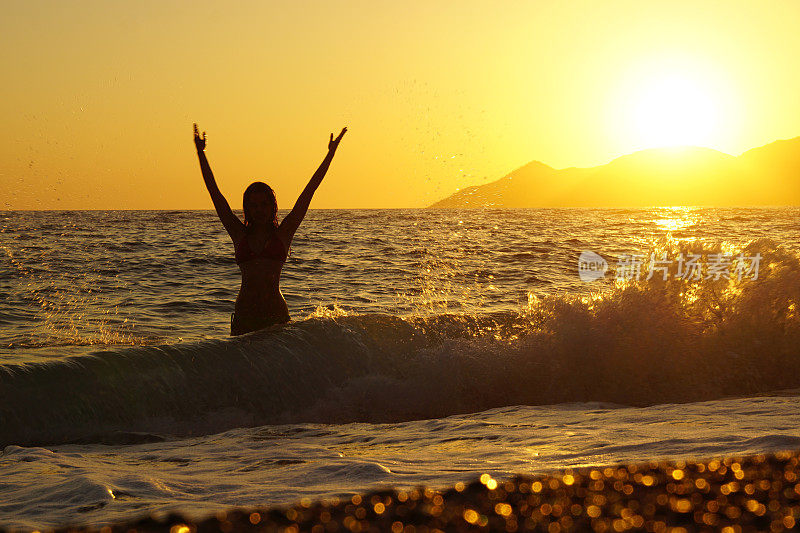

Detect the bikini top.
xmin=235 ymin=232 xmax=287 ymax=264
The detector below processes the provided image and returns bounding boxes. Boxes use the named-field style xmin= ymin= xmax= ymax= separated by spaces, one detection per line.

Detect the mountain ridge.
xmin=429 ymin=137 xmax=800 ymax=207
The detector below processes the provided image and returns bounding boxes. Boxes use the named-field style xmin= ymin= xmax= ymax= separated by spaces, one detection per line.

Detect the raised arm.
xmin=279 ymin=127 xmax=347 ymax=241
xmin=194 ymin=124 xmax=243 ymax=241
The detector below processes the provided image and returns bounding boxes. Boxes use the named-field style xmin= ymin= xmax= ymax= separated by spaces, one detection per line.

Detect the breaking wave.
xmin=2 ymin=238 xmax=799 ymax=446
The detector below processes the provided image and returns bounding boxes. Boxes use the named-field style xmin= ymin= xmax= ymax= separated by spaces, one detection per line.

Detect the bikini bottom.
xmin=230 ymin=311 xmax=290 ymax=336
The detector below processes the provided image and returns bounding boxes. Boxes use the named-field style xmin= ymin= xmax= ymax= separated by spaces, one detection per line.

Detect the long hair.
xmin=243 ymin=182 xmax=278 ymax=231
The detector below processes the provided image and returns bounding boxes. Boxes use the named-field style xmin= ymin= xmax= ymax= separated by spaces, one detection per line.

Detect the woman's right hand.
xmin=193 ymin=123 xmax=207 ymax=152
xmin=328 ymin=127 xmax=347 ymax=153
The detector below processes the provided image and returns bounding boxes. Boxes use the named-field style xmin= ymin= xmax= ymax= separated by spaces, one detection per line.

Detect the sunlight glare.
xmin=631 ymin=75 xmax=718 ymax=148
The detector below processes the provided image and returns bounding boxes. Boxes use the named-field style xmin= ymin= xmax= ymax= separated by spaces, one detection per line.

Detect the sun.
xmin=607 ymin=55 xmax=745 ymax=156
xmin=628 ymin=74 xmax=720 ymax=149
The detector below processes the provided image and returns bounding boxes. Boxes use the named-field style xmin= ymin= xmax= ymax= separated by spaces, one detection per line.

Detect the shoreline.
xmin=48 ymin=449 xmax=800 ymax=533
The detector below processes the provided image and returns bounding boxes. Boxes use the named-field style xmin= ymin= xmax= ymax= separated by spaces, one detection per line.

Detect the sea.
xmin=1 ymin=207 xmax=800 ymax=529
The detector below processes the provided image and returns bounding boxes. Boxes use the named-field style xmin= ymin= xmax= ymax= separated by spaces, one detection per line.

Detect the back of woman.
xmin=193 ymin=123 xmax=347 ymax=335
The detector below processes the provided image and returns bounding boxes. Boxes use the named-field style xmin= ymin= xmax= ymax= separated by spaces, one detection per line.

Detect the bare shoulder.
xmin=227 ymin=221 xmax=246 ymax=246
xmin=276 ymin=220 xmax=295 ymax=249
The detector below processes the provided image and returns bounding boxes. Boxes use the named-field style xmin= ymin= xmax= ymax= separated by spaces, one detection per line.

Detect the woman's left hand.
xmin=328 ymin=127 xmax=347 ymax=152
xmin=193 ymin=123 xmax=207 ymax=152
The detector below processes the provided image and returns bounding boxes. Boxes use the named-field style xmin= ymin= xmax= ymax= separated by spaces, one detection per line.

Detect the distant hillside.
xmin=429 ymin=138 xmax=800 ymax=207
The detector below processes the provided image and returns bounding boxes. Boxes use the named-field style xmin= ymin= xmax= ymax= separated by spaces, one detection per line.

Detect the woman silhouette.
xmin=193 ymin=123 xmax=347 ymax=335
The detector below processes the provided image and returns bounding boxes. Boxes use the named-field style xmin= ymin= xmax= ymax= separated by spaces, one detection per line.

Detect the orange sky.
xmin=2 ymin=1 xmax=800 ymax=210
